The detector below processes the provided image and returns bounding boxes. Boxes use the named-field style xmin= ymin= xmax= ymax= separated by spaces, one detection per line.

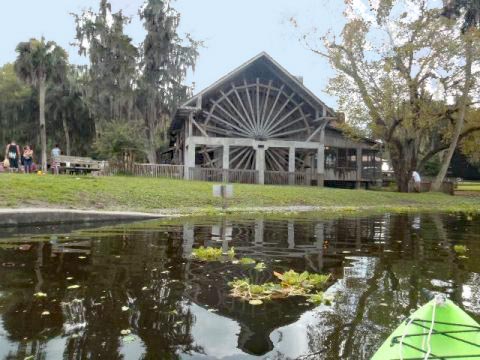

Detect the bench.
xmin=51 ymin=155 xmax=107 ymax=174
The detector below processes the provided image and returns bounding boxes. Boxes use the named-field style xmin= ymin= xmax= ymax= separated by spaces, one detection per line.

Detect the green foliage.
xmin=238 ymin=257 xmax=256 ymax=265
xmin=228 ymin=279 xmax=280 ymax=301
xmin=0 ymin=63 xmax=34 ymax=146
xmin=191 ymin=246 xmax=235 ymax=262
xmin=72 ymin=0 xmax=138 ymax=124
xmin=138 ymin=0 xmax=200 ymax=162
xmin=226 ymin=247 xmax=235 ymax=258
xmin=453 ymin=244 xmax=468 ymax=254
xmin=459 ymin=110 xmax=480 ymax=165
xmin=254 ymin=262 xmax=267 ymax=271
xmin=191 ymin=246 xmax=223 ymax=261
xmin=303 ymin=0 xmax=480 ymax=192
xmin=228 ymin=270 xmax=332 ymax=304
xmin=307 ymin=292 xmax=325 ymax=305
xmin=273 ymin=270 xmax=330 ymax=290
xmin=94 ymin=121 xmax=145 ymax=161
xmin=14 ymin=37 xmax=69 ymax=170
xmin=14 ymin=37 xmax=68 ymax=88
xmin=423 ymin=159 xmax=441 ymax=177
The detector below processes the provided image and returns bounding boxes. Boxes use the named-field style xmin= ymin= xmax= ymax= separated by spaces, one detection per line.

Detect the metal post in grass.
xmin=213 ymin=184 xmax=233 ymax=210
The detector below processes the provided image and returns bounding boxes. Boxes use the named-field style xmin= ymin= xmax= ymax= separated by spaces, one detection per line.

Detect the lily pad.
xmin=254 ymin=262 xmax=266 ymax=271
xmin=239 ymin=257 xmax=256 ymax=265
xmin=249 ymin=299 xmax=263 ymax=305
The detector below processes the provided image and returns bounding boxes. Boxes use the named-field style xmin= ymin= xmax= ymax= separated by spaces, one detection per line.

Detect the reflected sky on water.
xmin=0 ymin=213 xmax=479 ymax=359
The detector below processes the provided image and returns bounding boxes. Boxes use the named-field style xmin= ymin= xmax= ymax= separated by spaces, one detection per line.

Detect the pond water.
xmin=0 ymin=213 xmax=479 ymax=359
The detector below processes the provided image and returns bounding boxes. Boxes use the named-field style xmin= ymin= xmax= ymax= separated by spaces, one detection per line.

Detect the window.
xmin=325 ymin=147 xmax=357 ymax=169
xmin=325 ymin=147 xmax=337 ymax=168
xmin=362 ymin=150 xmax=381 ymax=179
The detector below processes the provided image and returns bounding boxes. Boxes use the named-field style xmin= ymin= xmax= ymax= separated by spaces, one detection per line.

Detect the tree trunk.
xmin=432 ymin=34 xmax=473 ymax=191
xmin=147 ymin=147 xmax=157 ymax=164
xmin=389 ymin=141 xmax=417 ymax=192
xmin=38 ymin=80 xmax=47 ymax=173
xmin=145 ymin=107 xmax=157 ymax=164
xmin=62 ymin=110 xmax=71 ymax=156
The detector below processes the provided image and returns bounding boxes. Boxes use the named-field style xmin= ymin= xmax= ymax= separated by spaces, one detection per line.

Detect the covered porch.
xmin=183 ymin=135 xmax=326 ymax=185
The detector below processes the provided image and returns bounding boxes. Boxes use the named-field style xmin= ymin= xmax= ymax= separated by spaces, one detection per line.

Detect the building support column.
xmin=255 ymin=146 xmax=266 ymax=185
xmin=316 ymin=128 xmax=325 ymax=187
xmin=184 ymin=142 xmax=195 ymax=180
xmin=356 ymin=148 xmax=362 ymax=189
xmin=317 ymin=145 xmax=325 ymax=187
xmin=288 ymin=146 xmax=295 ymax=185
xmin=222 ymin=144 xmax=230 ymax=183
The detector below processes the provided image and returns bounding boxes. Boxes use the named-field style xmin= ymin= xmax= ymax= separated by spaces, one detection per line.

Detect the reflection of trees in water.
xmin=1 ymin=214 xmax=479 ymax=359
xmin=0 ymin=229 xmax=202 ymax=359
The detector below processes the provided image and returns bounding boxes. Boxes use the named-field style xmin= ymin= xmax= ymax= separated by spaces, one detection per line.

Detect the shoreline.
xmin=1 ymin=203 xmax=479 ymax=227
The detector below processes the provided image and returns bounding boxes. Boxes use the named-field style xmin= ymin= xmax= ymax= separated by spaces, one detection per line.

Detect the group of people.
xmin=3 ymin=140 xmax=61 ymax=174
xmin=4 ymin=140 xmax=35 ymax=173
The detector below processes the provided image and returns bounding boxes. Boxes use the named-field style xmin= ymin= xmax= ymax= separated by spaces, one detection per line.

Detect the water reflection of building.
xmin=180 ymin=216 xmax=392 ymax=356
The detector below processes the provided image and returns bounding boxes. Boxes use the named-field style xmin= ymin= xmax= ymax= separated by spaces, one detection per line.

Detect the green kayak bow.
xmin=372 ymin=295 xmax=480 ymax=360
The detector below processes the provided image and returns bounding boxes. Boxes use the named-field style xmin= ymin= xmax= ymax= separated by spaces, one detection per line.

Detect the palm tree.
xmin=433 ymin=0 xmax=480 ymax=190
xmin=14 ymin=38 xmax=68 ymax=172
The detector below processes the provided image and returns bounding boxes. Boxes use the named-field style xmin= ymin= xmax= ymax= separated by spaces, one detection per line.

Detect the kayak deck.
xmin=371 ymin=299 xmax=480 ymax=359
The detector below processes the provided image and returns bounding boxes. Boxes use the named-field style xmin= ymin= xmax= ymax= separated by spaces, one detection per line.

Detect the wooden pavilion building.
xmin=169 ymin=52 xmax=381 ymax=187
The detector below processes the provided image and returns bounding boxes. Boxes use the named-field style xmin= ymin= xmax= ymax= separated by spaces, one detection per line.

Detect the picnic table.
xmin=51 ymin=155 xmax=107 ymax=174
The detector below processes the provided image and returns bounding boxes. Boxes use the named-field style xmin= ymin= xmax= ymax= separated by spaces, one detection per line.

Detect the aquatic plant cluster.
xmin=191 ymin=246 xmax=332 ymax=305
xmin=229 ymin=270 xmax=331 ymax=305
xmin=191 ymin=246 xmax=235 ymax=261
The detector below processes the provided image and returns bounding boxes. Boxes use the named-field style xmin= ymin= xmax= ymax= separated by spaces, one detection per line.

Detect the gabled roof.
xmin=171 ymin=52 xmax=338 ymax=132
xmin=182 ymin=52 xmax=334 ymax=114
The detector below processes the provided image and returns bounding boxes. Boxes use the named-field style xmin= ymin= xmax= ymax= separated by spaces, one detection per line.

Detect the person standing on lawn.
xmin=51 ymin=144 xmax=61 ymax=175
xmin=5 ymin=141 xmax=21 ymax=172
xmin=412 ymin=170 xmax=422 ymax=193
xmin=23 ymin=145 xmax=33 ymax=173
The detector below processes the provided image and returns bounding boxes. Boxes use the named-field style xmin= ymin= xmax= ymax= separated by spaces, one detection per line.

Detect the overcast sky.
xmin=0 ymin=0 xmax=345 ymax=107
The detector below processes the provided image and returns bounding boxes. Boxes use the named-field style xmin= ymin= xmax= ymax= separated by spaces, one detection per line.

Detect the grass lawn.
xmin=1 ymin=173 xmax=479 ymax=214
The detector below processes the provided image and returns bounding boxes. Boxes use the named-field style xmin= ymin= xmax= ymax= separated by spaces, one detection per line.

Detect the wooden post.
xmin=223 ymin=144 xmax=230 ymax=183
xmin=317 ymin=145 xmax=325 ymax=187
xmin=317 ymin=128 xmax=325 ymax=187
xmin=288 ymin=146 xmax=295 ymax=185
xmin=184 ymin=143 xmax=195 ymax=180
xmin=356 ymin=148 xmax=363 ymax=189
xmin=255 ymin=145 xmax=266 ymax=185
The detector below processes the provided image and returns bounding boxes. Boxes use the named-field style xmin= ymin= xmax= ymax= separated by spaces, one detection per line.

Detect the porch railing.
xmin=188 ymin=167 xmax=258 ymax=184
xmin=104 ymin=163 xmax=184 ymax=179
xmin=264 ymin=170 xmax=323 ymax=186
